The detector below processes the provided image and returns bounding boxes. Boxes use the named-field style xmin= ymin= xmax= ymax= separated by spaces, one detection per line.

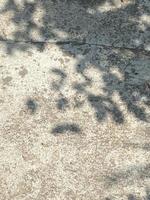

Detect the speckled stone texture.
xmin=0 ymin=0 xmax=150 ymax=200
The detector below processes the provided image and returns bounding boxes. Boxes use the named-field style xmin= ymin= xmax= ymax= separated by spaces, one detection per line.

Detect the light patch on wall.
xmin=52 ymin=29 xmax=69 ymax=39
xmin=30 ymin=28 xmax=44 ymax=41
xmin=96 ymin=0 xmax=134 ymax=13
xmin=96 ymin=1 xmax=119 ymax=13
xmin=138 ymin=14 xmax=150 ymax=32
xmin=109 ymin=67 xmax=124 ymax=81
xmin=33 ymin=5 xmax=45 ymax=27
xmin=144 ymin=44 xmax=150 ymax=51
xmin=84 ymin=66 xmax=105 ymax=95
xmin=140 ymin=14 xmax=150 ymax=25
xmin=87 ymin=8 xmax=96 ymax=15
xmin=133 ymin=38 xmax=142 ymax=46
xmin=26 ymin=0 xmax=36 ymax=3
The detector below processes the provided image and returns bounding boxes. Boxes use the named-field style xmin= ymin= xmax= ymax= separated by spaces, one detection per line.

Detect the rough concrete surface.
xmin=0 ymin=0 xmax=150 ymax=200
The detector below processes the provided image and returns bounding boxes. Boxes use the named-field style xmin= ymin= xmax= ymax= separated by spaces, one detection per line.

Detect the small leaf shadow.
xmin=26 ymin=99 xmax=37 ymax=114
xmin=52 ymin=123 xmax=81 ymax=135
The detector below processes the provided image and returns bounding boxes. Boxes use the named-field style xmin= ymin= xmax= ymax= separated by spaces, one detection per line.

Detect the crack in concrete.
xmin=0 ymin=38 xmax=149 ymax=55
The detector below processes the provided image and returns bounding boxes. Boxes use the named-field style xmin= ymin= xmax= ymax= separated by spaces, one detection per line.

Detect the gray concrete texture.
xmin=0 ymin=0 xmax=150 ymax=199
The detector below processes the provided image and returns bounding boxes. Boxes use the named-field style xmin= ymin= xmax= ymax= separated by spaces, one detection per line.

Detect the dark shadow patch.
xmin=2 ymin=76 xmax=12 ymax=86
xmin=52 ymin=68 xmax=66 ymax=78
xmin=146 ymin=188 xmax=150 ymax=200
xmin=125 ymin=142 xmax=150 ymax=151
xmin=88 ymin=94 xmax=124 ymax=123
xmin=128 ymin=194 xmax=136 ymax=200
xmin=52 ymin=123 xmax=81 ymax=135
xmin=105 ymin=164 xmax=150 ymax=186
xmin=51 ymin=68 xmax=67 ymax=90
xmin=57 ymin=97 xmax=69 ymax=110
xmin=26 ymin=99 xmax=37 ymax=114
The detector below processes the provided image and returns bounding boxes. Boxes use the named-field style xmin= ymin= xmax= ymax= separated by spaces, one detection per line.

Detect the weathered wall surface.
xmin=0 ymin=0 xmax=150 ymax=199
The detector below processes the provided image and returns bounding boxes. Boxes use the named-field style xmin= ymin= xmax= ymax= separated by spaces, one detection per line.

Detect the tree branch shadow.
xmin=0 ymin=0 xmax=149 ymax=124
